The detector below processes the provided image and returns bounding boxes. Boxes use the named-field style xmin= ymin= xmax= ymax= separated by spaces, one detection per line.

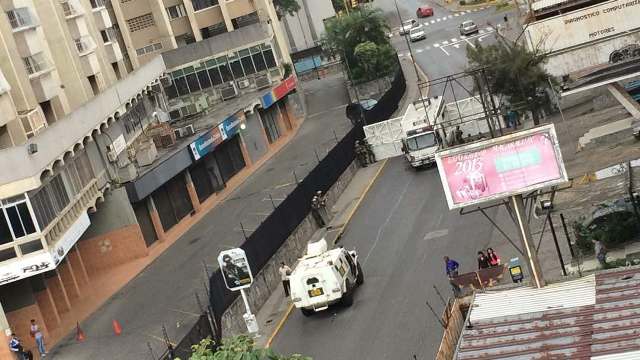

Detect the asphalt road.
xmin=49 ymin=75 xmax=353 ymax=359
xmin=272 ymin=158 xmax=498 ymax=360
xmin=380 ymin=0 xmax=517 ymax=100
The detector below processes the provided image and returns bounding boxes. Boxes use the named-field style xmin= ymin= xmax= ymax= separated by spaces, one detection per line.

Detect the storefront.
xmin=259 ymin=76 xmax=297 ymax=144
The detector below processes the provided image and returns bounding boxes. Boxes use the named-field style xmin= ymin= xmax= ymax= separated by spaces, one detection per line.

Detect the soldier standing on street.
xmin=354 ymin=140 xmax=368 ymax=167
xmin=311 ymin=192 xmax=325 ymax=227
xmin=362 ymin=139 xmax=376 ymax=164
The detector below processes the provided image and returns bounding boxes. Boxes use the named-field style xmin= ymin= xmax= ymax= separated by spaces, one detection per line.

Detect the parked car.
xmin=416 ymin=6 xmax=434 ymax=17
xmin=400 ymin=19 xmax=417 ymax=35
xmin=359 ymin=99 xmax=378 ymax=110
xmin=409 ymin=25 xmax=426 ymax=42
xmin=459 ymin=20 xmax=479 ymax=36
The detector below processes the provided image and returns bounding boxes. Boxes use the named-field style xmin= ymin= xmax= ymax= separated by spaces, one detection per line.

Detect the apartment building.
xmin=0 ymin=0 xmax=299 ymax=356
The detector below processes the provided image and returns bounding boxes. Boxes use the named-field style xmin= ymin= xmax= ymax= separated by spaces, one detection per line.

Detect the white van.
xmin=289 ymin=239 xmax=364 ymax=316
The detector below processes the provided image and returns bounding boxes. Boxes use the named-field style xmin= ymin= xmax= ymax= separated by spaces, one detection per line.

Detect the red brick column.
xmin=35 ymin=287 xmax=60 ymax=331
xmin=58 ymin=259 xmax=82 ymax=301
xmin=69 ymin=245 xmax=90 ymax=285
xmin=184 ymin=170 xmax=201 ymax=213
xmin=46 ymin=270 xmax=71 ymax=313
xmin=148 ymin=197 xmax=166 ymax=242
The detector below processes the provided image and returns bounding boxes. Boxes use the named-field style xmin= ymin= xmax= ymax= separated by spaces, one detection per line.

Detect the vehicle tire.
xmin=356 ymin=263 xmax=365 ymax=285
xmin=301 ymin=308 xmax=314 ymax=317
xmin=342 ymin=281 xmax=354 ymax=307
xmin=611 ymin=51 xmax=623 ymax=63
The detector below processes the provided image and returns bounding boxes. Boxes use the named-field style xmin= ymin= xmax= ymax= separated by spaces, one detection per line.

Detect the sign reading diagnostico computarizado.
xmin=526 ymin=0 xmax=640 ymax=53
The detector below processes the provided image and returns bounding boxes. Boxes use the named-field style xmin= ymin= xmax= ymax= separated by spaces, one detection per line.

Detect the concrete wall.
xmin=545 ymin=31 xmax=640 ymax=77
xmin=281 ymin=0 xmax=334 ymax=53
xmin=81 ymin=187 xmax=138 ymax=238
xmin=221 ymin=161 xmax=357 ymax=335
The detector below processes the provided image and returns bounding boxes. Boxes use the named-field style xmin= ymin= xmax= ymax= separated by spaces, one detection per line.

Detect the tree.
xmin=181 ymin=335 xmax=312 ymax=360
xmin=354 ymin=41 xmax=396 ymax=83
xmin=273 ymin=0 xmax=300 ymax=18
xmin=322 ymin=7 xmax=393 ymax=82
xmin=466 ymin=34 xmax=553 ymax=125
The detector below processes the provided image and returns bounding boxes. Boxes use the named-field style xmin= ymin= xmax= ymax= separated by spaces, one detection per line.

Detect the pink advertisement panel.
xmin=437 ymin=127 xmax=566 ymax=208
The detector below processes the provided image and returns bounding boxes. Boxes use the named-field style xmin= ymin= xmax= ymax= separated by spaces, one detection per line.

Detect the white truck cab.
xmin=402 ymin=124 xmax=439 ymax=168
xmin=289 ymin=239 xmax=364 ymax=316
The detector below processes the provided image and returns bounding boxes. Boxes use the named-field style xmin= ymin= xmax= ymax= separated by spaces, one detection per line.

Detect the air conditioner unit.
xmin=255 ymin=73 xmax=271 ymax=89
xmin=220 ymin=82 xmax=238 ymax=100
xmin=107 ymin=150 xmax=118 ymax=162
xmin=237 ymin=79 xmax=250 ymax=89
xmin=159 ymin=133 xmax=176 ymax=148
xmin=173 ymin=128 xmax=181 ymax=138
xmin=182 ymin=124 xmax=195 ymax=136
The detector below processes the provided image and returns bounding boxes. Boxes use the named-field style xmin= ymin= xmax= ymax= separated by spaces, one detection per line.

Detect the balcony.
xmin=13 ymin=27 xmax=44 ymax=59
xmin=104 ymin=41 xmax=124 ymax=63
xmin=75 ymin=36 xmax=96 ymax=56
xmin=92 ymin=6 xmax=112 ymax=30
xmin=61 ymin=0 xmax=85 ymax=19
xmin=30 ymin=70 xmax=60 ymax=103
xmin=0 ymin=71 xmax=17 ymax=128
xmin=7 ymin=7 xmax=39 ymax=33
xmin=0 ymin=56 xmax=167 ymax=199
xmin=18 ymin=107 xmax=47 ymax=139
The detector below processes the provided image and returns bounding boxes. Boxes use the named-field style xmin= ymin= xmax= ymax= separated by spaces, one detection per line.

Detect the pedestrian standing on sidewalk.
xmin=9 ymin=333 xmax=24 ymax=360
xmin=30 ymin=319 xmax=46 ymax=357
xmin=444 ymin=256 xmax=461 ymax=297
xmin=279 ymin=262 xmax=292 ymax=297
xmin=594 ymin=239 xmax=607 ymax=267
xmin=477 ymin=251 xmax=490 ymax=269
xmin=311 ymin=193 xmax=325 ymax=227
xmin=487 ymin=248 xmax=500 ymax=267
xmin=362 ymin=139 xmax=376 ymax=164
xmin=354 ymin=141 xmax=368 ymax=167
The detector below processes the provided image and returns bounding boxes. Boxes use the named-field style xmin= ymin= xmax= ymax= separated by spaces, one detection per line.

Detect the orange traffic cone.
xmin=76 ymin=322 xmax=85 ymax=342
xmin=112 ymin=319 xmax=122 ymax=336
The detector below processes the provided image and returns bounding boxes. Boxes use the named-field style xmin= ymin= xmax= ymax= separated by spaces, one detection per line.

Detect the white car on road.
xmin=399 ymin=19 xmax=417 ymax=35
xmin=409 ymin=25 xmax=426 ymax=42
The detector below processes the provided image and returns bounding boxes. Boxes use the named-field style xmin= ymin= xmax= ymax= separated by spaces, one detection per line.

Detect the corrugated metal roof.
xmin=456 ymin=267 xmax=640 ymax=360
xmin=469 ymin=275 xmax=596 ymax=322
xmin=593 ymin=350 xmax=640 ymax=360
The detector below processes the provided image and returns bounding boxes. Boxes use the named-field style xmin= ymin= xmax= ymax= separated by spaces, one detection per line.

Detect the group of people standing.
xmin=354 ymin=140 xmax=375 ymax=167
xmin=477 ymin=248 xmax=501 ymax=269
xmin=9 ymin=319 xmax=47 ymax=359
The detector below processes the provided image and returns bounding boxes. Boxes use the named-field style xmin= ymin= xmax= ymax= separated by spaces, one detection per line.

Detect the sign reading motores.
xmin=526 ymin=0 xmax=640 ymax=53
xmin=435 ymin=125 xmax=567 ymax=210
xmin=217 ymin=248 xmax=253 ymax=291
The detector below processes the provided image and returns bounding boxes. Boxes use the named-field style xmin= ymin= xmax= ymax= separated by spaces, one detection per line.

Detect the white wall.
xmin=282 ymin=0 xmax=335 ymax=53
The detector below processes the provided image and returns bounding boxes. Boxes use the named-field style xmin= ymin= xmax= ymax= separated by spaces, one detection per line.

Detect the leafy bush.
xmin=573 ymin=212 xmax=639 ymax=254
xmin=459 ymin=0 xmax=466 ymax=4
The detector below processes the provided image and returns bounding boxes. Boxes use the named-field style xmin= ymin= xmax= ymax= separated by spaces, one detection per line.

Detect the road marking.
xmin=447 ymin=15 xmax=453 ymax=19
xmin=423 ymin=229 xmax=449 ymax=241
xmin=485 ymin=26 xmax=493 ymax=31
xmin=442 ymin=40 xmax=449 ymax=45
xmin=433 ymin=43 xmax=440 ymax=47
xmin=363 ymin=176 xmax=412 ymax=265
xmin=430 ymin=20 xmax=435 ymax=24
xmin=265 ymin=303 xmax=294 ymax=348
xmin=450 ymin=38 xmax=458 ymax=42
xmin=460 ymin=35 xmax=467 ymax=39
xmin=440 ymin=46 xmax=450 ymax=56
xmin=464 ymin=37 xmax=476 ymax=48
xmin=479 ymin=29 xmax=485 ymax=34
xmin=416 ymin=48 xmax=424 ymax=53
xmin=436 ymin=18 xmax=441 ymax=22
xmin=454 ymin=13 xmax=459 ymax=16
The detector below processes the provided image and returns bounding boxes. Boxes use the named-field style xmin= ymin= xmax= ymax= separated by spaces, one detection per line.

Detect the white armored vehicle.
xmin=289 ymin=239 xmax=364 ymax=316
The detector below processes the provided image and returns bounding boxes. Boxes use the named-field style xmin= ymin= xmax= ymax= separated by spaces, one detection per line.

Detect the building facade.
xmin=0 ymin=0 xmax=298 ymax=356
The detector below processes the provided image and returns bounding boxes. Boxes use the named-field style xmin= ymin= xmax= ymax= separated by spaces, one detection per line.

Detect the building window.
xmin=100 ymin=27 xmax=116 ymax=43
xmin=121 ymin=99 xmax=149 ymax=136
xmin=90 ymin=0 xmax=106 ymax=9
xmin=22 ymin=53 xmax=48 ymax=75
xmin=6 ymin=8 xmax=35 ymax=29
xmin=135 ymin=42 xmax=163 ymax=56
xmin=192 ymin=0 xmax=218 ymax=12
xmin=20 ymin=113 xmax=46 ymax=139
xmin=200 ymin=22 xmax=226 ymax=39
xmin=1 ymin=195 xmax=37 ymax=239
xmin=164 ymin=42 xmax=279 ymax=98
xmin=60 ymin=1 xmax=82 ymax=17
xmin=127 ymin=13 xmax=155 ymax=32
xmin=231 ymin=11 xmax=259 ymax=30
xmin=74 ymin=36 xmax=95 ymax=54
xmin=166 ymin=4 xmax=186 ymax=20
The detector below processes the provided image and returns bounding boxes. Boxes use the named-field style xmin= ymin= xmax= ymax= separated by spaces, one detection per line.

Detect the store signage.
xmin=189 ymin=112 xmax=246 ymax=161
xmin=217 ymin=248 xmax=253 ymax=291
xmin=0 ymin=213 xmax=90 ymax=285
xmin=261 ymin=76 xmax=297 ymax=109
xmin=111 ymin=134 xmax=127 ymax=156
xmin=435 ymin=125 xmax=567 ymax=209
xmin=526 ymin=0 xmax=640 ymax=53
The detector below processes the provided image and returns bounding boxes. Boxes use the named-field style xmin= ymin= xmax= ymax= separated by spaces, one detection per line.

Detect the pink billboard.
xmin=436 ymin=125 xmax=567 ymax=209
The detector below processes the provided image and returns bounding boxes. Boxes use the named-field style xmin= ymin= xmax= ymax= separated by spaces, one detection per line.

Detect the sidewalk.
xmin=255 ymin=160 xmax=387 ymax=349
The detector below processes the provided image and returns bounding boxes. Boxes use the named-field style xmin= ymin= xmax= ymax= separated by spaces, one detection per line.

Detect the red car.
xmin=416 ymin=6 xmax=434 ymax=18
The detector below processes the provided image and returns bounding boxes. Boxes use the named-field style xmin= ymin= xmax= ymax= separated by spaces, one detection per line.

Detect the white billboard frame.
xmin=435 ymin=124 xmax=568 ymax=210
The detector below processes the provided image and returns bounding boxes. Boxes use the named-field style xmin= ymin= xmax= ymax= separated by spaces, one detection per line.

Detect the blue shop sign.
xmin=189 ymin=112 xmax=245 ymax=161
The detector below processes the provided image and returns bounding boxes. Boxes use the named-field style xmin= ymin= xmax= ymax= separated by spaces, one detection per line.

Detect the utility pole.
xmin=511 ymin=194 xmax=545 ymax=288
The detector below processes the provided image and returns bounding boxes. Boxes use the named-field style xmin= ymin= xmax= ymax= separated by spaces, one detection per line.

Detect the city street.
xmin=270 ymin=1 xmax=517 ymax=359
xmin=272 ymin=159 xmax=500 ymax=359
xmin=383 ymin=0 xmax=517 ymax=99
